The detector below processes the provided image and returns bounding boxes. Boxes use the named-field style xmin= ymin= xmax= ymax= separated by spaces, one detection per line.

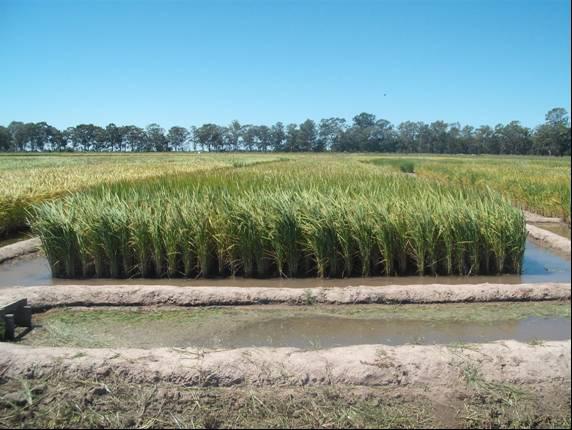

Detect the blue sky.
xmin=1 ymin=0 xmax=570 ymax=129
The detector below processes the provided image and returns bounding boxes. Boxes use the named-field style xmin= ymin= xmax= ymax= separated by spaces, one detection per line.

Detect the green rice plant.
xmin=348 ymin=201 xmax=376 ymax=276
xmin=0 ymin=152 xmax=284 ymax=238
xmin=30 ymin=158 xmax=528 ymax=279
xmin=399 ymin=160 xmax=415 ymax=173
xmin=267 ymin=193 xmax=302 ymax=277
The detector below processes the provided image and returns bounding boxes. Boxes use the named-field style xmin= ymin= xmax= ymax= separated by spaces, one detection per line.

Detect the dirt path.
xmin=0 ymin=340 xmax=568 ymax=388
xmin=527 ymin=224 xmax=571 ymax=255
xmin=0 ymin=282 xmax=569 ymax=310
xmin=0 ymin=237 xmax=41 ymax=264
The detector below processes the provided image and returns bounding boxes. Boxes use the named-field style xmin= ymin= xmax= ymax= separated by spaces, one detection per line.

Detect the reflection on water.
xmin=210 ymin=316 xmax=571 ymax=349
xmin=22 ymin=311 xmax=572 ymax=349
xmin=1 ymin=239 xmax=570 ymax=289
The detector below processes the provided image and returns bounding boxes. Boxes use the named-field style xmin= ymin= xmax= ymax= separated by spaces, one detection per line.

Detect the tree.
xmin=225 ymin=120 xmax=242 ymax=151
xmin=343 ymin=113 xmax=381 ymax=152
xmin=285 ymin=124 xmax=298 ymax=152
xmin=194 ymin=124 xmax=224 ymax=152
xmin=1 ymin=109 xmax=569 ymax=155
xmin=459 ymin=125 xmax=475 ymax=154
xmin=428 ymin=121 xmax=449 ymax=153
xmin=7 ymin=122 xmax=31 ymax=151
xmin=105 ymin=123 xmax=126 ymax=152
xmin=532 ymin=108 xmax=570 ymax=156
xmin=397 ymin=121 xmax=419 ymax=153
xmin=270 ymin=122 xmax=286 ymax=152
xmin=167 ymin=126 xmax=190 ymax=151
xmin=123 ymin=125 xmax=147 ymax=152
xmin=241 ymin=125 xmax=256 ymax=152
xmin=146 ymin=124 xmax=168 ymax=151
xmin=352 ymin=112 xmax=376 ymax=128
xmin=473 ymin=125 xmax=494 ymax=155
xmin=297 ymin=119 xmax=317 ymax=152
xmin=67 ymin=124 xmax=103 ymax=151
xmin=495 ymin=121 xmax=532 ymax=155
xmin=318 ymin=118 xmax=346 ymax=152
xmin=371 ymin=119 xmax=397 ymax=152
xmin=0 ymin=126 xmax=11 ymax=151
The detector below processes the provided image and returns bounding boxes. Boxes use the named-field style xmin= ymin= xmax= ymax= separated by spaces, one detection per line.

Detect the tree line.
xmin=0 ymin=108 xmax=570 ymax=155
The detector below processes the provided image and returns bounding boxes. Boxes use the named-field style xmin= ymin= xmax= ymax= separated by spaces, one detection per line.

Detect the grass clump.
xmin=31 ymin=160 xmax=527 ymax=279
xmin=399 ymin=160 xmax=415 ymax=173
xmin=369 ymin=158 xmax=415 ymax=174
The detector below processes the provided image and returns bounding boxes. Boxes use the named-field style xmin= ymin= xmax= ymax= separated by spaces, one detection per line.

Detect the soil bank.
xmin=0 ymin=340 xmax=569 ymax=388
xmin=1 ymin=282 xmax=569 ymax=311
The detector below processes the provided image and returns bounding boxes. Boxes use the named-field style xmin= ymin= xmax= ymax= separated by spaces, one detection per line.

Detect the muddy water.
xmin=1 ymin=239 xmax=570 ymax=289
xmin=531 ymin=222 xmax=571 ymax=240
xmin=217 ymin=316 xmax=570 ymax=349
xmin=22 ymin=303 xmax=571 ymax=349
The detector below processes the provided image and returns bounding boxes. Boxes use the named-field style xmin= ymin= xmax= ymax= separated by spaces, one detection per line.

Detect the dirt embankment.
xmin=527 ymin=224 xmax=571 ymax=255
xmin=0 ymin=282 xmax=569 ymax=310
xmin=0 ymin=238 xmax=41 ymax=264
xmin=0 ymin=340 xmax=569 ymax=388
xmin=524 ymin=211 xmax=563 ymax=224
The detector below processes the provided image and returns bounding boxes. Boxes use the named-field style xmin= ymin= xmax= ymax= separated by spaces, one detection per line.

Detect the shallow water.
xmin=1 ymin=239 xmax=570 ymax=289
xmin=531 ymin=222 xmax=571 ymax=240
xmin=22 ymin=303 xmax=571 ymax=349
xmin=210 ymin=316 xmax=571 ymax=349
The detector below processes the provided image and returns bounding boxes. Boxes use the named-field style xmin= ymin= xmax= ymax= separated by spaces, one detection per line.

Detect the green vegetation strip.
xmin=31 ymin=159 xmax=526 ymax=278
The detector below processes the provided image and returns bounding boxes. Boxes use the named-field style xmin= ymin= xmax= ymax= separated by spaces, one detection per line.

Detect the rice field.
xmin=369 ymin=155 xmax=571 ymax=222
xmin=2 ymin=153 xmax=568 ymax=279
xmin=0 ymin=153 xmax=281 ymax=237
xmin=30 ymin=158 xmax=527 ymax=278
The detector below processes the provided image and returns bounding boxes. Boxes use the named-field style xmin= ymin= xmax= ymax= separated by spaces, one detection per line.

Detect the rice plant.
xmin=30 ymin=159 xmax=527 ymax=279
xmin=0 ymin=152 xmax=282 ymax=237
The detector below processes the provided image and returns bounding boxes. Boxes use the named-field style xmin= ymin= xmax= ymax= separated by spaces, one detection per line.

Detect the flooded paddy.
xmin=1 ymin=239 xmax=569 ymax=289
xmin=19 ymin=302 xmax=570 ymax=349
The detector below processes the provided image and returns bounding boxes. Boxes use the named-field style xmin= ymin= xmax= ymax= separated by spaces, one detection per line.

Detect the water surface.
xmin=1 ymin=239 xmax=570 ymax=289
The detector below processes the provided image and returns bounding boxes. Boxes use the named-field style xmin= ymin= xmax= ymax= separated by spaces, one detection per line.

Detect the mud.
xmin=1 ymin=239 xmax=570 ymax=289
xmin=527 ymin=224 xmax=571 ymax=255
xmin=0 ymin=282 xmax=570 ymax=310
xmin=21 ymin=304 xmax=571 ymax=349
xmin=0 ymin=237 xmax=41 ymax=264
xmin=0 ymin=340 xmax=569 ymax=387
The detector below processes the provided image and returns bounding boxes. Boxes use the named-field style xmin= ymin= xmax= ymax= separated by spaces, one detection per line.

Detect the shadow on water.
xmin=1 ymin=239 xmax=570 ymax=289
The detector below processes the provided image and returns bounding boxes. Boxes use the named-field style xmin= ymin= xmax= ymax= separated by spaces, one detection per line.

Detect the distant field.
xmin=0 ymin=153 xmax=283 ymax=236
xmin=367 ymin=154 xmax=571 ymax=222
